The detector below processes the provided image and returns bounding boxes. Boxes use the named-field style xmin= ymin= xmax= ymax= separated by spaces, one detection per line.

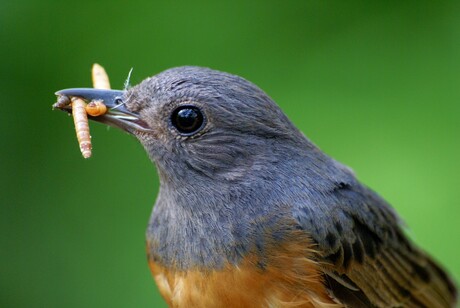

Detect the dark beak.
xmin=54 ymin=88 xmax=151 ymax=133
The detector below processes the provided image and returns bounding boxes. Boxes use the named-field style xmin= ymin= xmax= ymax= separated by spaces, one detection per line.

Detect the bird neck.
xmin=146 ymin=142 xmax=352 ymax=271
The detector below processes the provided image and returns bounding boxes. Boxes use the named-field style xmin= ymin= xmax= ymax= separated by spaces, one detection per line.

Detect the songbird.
xmin=55 ymin=66 xmax=457 ymax=307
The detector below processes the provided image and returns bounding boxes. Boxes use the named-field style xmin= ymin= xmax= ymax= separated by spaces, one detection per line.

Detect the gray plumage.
xmin=121 ymin=66 xmax=457 ymax=307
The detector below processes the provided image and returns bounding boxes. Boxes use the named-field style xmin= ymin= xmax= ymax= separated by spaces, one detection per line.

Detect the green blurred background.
xmin=1 ymin=1 xmax=459 ymax=307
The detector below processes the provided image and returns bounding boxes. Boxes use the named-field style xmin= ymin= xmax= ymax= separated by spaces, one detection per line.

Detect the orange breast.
xmin=148 ymin=231 xmax=342 ymax=307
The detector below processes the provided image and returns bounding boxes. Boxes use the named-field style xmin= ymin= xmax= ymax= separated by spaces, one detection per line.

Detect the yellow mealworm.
xmin=85 ymin=100 xmax=107 ymax=116
xmin=92 ymin=63 xmax=111 ymax=90
xmin=53 ymin=95 xmax=70 ymax=109
xmin=71 ymin=97 xmax=92 ymax=159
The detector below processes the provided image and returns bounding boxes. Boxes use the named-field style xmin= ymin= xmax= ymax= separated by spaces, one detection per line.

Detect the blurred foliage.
xmin=1 ymin=1 xmax=459 ymax=307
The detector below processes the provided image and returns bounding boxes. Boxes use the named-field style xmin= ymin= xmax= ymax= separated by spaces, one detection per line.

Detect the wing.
xmin=293 ymin=181 xmax=457 ymax=307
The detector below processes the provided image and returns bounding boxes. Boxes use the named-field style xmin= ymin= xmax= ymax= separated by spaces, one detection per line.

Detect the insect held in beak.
xmin=85 ymin=100 xmax=107 ymax=116
xmin=71 ymin=97 xmax=92 ymax=158
xmin=53 ymin=64 xmax=110 ymax=158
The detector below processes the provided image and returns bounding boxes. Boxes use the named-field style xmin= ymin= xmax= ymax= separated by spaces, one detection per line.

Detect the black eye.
xmin=171 ymin=105 xmax=204 ymax=135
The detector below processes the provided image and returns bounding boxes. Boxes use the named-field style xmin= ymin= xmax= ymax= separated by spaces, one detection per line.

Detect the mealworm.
xmin=53 ymin=95 xmax=70 ymax=109
xmin=87 ymin=63 xmax=109 ymax=117
xmin=71 ymin=97 xmax=92 ymax=159
xmin=92 ymin=63 xmax=111 ymax=90
xmin=85 ymin=100 xmax=107 ymax=116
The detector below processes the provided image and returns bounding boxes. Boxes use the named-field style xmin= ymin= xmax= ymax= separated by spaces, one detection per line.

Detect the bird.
xmin=55 ymin=66 xmax=457 ymax=307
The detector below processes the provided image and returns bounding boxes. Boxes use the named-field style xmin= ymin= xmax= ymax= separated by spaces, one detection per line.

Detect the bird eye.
xmin=171 ymin=105 xmax=205 ymax=135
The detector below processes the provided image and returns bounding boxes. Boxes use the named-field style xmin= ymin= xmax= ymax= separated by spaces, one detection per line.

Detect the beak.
xmin=54 ymin=88 xmax=151 ymax=133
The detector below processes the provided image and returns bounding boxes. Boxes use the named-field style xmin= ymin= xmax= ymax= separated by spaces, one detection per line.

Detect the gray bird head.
xmin=124 ymin=66 xmax=317 ymax=184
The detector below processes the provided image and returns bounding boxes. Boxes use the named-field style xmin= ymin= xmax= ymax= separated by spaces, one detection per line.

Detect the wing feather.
xmin=294 ymin=181 xmax=457 ymax=307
